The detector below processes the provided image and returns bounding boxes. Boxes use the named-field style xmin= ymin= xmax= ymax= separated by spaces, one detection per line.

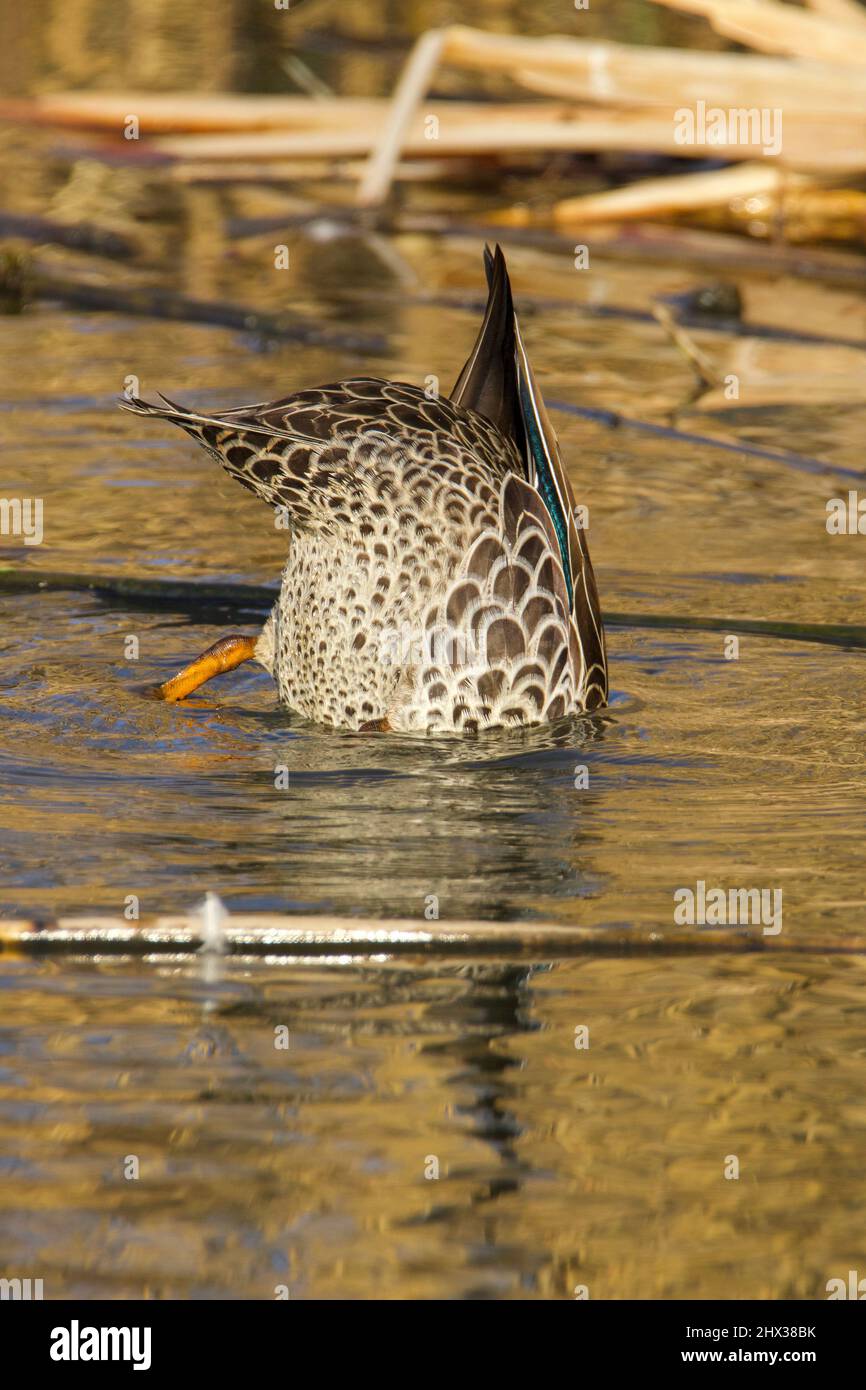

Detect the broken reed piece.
xmin=648 ymin=0 xmax=866 ymax=65
xmin=549 ymin=163 xmax=816 ymax=225
xmin=512 ymin=49 xmax=866 ymax=115
xmin=356 ymin=25 xmax=448 ymax=206
xmin=447 ymin=26 xmax=866 ymax=114
xmin=157 ymin=104 xmax=699 ymax=163
xmin=0 ymin=92 xmax=389 ymax=134
xmin=147 ymin=104 xmax=865 ymax=175
xmin=689 ymin=186 xmax=866 ymax=247
xmin=806 ymin=0 xmax=866 ymax=29
xmin=545 ymin=163 xmax=866 ymax=249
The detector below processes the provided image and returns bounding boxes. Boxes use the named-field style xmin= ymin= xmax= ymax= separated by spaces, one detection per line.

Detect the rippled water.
xmin=1 ymin=948 xmax=863 ymax=1300
xmin=1 ymin=0 xmax=866 ymax=1301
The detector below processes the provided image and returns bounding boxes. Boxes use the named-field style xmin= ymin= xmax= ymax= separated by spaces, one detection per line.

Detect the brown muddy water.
xmin=0 ymin=0 xmax=865 ymax=1300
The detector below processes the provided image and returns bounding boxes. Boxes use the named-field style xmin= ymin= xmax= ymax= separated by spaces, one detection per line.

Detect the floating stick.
xmin=2 ymin=914 xmax=861 ymax=958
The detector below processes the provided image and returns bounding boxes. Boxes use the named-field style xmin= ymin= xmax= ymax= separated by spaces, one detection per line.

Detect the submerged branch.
xmin=0 ymin=210 xmax=136 ymax=259
xmin=7 ymin=262 xmax=388 ymax=354
xmin=2 ymin=568 xmax=864 ymax=651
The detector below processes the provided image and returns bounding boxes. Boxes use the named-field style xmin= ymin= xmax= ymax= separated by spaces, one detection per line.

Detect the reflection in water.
xmin=2 ymin=949 xmax=863 ymax=1300
xmin=416 ymin=965 xmax=530 ymax=1200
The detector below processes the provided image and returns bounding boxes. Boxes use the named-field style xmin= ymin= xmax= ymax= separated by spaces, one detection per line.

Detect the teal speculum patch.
xmin=520 ymin=381 xmax=573 ymax=607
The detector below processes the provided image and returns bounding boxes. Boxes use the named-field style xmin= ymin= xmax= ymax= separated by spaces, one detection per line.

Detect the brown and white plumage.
xmin=121 ymin=246 xmax=608 ymax=732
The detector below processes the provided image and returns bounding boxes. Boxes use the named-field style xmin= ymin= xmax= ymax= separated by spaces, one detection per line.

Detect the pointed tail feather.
xmin=451 ymin=246 xmax=608 ymax=704
xmin=450 ymin=244 xmax=525 ymax=455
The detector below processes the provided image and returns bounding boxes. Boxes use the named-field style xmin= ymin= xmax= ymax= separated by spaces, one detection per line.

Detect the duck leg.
xmin=157 ymin=634 xmax=259 ymax=702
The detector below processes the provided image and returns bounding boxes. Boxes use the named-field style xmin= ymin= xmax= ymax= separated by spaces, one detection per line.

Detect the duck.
xmin=121 ymin=245 xmax=607 ymax=733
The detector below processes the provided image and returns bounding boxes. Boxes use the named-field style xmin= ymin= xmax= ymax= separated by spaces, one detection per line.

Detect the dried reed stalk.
xmin=649 ymin=0 xmax=866 ymax=65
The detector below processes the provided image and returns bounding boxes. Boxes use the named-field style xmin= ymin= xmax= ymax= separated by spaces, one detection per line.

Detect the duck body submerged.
xmin=122 ymin=247 xmax=608 ymax=733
